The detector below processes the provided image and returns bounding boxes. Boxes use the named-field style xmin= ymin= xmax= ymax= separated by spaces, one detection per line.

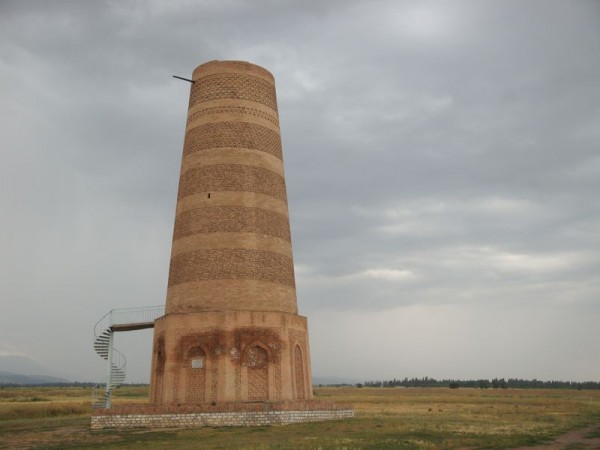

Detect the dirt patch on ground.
xmin=513 ymin=423 xmax=600 ymax=449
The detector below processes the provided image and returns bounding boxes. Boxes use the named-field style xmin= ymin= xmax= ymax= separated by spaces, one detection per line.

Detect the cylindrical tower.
xmin=167 ymin=60 xmax=297 ymax=316
xmin=150 ymin=61 xmax=312 ymax=405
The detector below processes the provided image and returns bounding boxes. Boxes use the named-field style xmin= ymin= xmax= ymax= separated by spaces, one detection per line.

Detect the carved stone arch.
xmin=293 ymin=344 xmax=306 ymax=400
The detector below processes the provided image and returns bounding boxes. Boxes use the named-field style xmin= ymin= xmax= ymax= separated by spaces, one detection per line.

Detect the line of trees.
xmin=359 ymin=377 xmax=600 ymax=390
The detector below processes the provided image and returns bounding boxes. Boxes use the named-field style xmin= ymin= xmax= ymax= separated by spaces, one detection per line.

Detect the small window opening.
xmin=207 ymin=193 xmax=211 ymax=198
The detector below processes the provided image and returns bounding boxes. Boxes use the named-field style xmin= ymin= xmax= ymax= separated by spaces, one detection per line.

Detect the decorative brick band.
xmin=183 ymin=122 xmax=282 ymax=160
xmin=193 ymin=61 xmax=275 ymax=83
xmin=168 ymin=249 xmax=295 ymax=288
xmin=171 ymin=232 xmax=292 ymax=259
xmin=173 ymin=207 xmax=291 ymax=242
xmin=177 ymin=164 xmax=287 ymax=201
xmin=181 ymin=148 xmax=284 ymax=179
xmin=189 ymin=73 xmax=277 ymax=111
xmin=187 ymin=105 xmax=279 ymax=128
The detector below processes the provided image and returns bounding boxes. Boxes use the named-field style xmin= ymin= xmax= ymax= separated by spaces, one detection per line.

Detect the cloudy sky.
xmin=1 ymin=0 xmax=599 ymax=384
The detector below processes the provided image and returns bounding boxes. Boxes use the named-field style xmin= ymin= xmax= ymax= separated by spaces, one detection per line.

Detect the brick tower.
xmin=150 ymin=60 xmax=312 ymax=404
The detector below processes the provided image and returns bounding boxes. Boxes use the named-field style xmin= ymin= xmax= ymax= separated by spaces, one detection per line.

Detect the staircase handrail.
xmin=93 ymin=305 xmax=164 ymax=338
xmin=92 ymin=305 xmax=164 ymax=408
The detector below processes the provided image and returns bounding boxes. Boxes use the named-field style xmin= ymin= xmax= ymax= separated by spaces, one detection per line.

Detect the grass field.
xmin=1 ymin=385 xmax=599 ymax=449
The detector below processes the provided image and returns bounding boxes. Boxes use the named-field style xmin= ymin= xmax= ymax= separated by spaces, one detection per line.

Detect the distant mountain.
xmin=0 ymin=355 xmax=49 ymax=374
xmin=0 ymin=370 xmax=70 ymax=385
xmin=0 ymin=355 xmax=72 ymax=384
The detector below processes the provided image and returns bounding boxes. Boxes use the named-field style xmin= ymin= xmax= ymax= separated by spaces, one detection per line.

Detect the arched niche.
xmin=293 ymin=344 xmax=306 ymax=400
xmin=243 ymin=342 xmax=270 ymax=401
xmin=183 ymin=345 xmax=208 ymax=403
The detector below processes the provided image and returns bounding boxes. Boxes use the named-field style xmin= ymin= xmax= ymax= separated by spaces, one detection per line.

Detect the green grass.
xmin=585 ymin=428 xmax=600 ymax=439
xmin=0 ymin=386 xmax=599 ymax=449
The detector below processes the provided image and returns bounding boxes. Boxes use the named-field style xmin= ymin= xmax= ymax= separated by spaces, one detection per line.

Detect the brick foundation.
xmin=91 ymin=401 xmax=354 ymax=429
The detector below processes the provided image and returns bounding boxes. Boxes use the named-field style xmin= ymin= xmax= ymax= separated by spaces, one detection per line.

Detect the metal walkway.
xmin=92 ymin=305 xmax=164 ymax=409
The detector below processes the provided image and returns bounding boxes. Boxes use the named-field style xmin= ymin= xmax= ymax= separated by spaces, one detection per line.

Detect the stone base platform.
xmin=91 ymin=400 xmax=354 ymax=429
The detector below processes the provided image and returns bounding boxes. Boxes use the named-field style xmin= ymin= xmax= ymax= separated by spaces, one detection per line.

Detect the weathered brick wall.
xmin=150 ymin=311 xmax=312 ymax=404
xmin=188 ymin=72 xmax=278 ymax=110
xmin=183 ymin=122 xmax=282 ymax=159
xmin=173 ymin=207 xmax=291 ymax=241
xmin=168 ymin=249 xmax=295 ymax=287
xmin=177 ymin=165 xmax=287 ymax=200
xmin=187 ymin=105 xmax=280 ymax=128
xmin=294 ymin=345 xmax=306 ymax=399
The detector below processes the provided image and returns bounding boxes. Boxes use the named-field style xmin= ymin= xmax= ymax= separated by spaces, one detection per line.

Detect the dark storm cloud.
xmin=1 ymin=0 xmax=598 ymax=381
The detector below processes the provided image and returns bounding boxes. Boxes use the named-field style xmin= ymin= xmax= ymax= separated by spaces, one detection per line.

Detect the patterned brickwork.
xmin=294 ymin=345 xmax=305 ymax=400
xmin=288 ymin=329 xmax=309 ymax=400
xmin=178 ymin=164 xmax=287 ymax=201
xmin=168 ymin=249 xmax=295 ymax=288
xmin=150 ymin=311 xmax=310 ymax=406
xmin=189 ymin=73 xmax=277 ymax=111
xmin=151 ymin=336 xmax=165 ymax=403
xmin=183 ymin=122 xmax=282 ymax=160
xmin=171 ymin=327 xmax=219 ymax=404
xmin=193 ymin=60 xmax=275 ymax=82
xmin=235 ymin=360 xmax=242 ymax=401
xmin=187 ymin=369 xmax=205 ymax=403
xmin=248 ymin=367 xmax=269 ymax=400
xmin=247 ymin=346 xmax=269 ymax=401
xmin=185 ymin=347 xmax=206 ymax=403
xmin=273 ymin=346 xmax=283 ymax=401
xmin=187 ymin=106 xmax=279 ymax=128
xmin=181 ymin=148 xmax=285 ymax=179
xmin=173 ymin=207 xmax=291 ymax=242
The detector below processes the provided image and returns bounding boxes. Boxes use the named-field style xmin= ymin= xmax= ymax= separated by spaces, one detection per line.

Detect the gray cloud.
xmin=1 ymin=0 xmax=598 ymax=382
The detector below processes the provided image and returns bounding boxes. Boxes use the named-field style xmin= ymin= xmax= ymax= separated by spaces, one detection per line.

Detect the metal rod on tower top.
xmin=172 ymin=75 xmax=195 ymax=83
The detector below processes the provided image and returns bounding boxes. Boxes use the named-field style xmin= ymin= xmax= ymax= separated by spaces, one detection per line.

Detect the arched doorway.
xmin=247 ymin=345 xmax=269 ymax=401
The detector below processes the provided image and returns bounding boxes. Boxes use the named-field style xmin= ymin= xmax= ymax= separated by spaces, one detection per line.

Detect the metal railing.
xmin=91 ymin=346 xmax=126 ymax=409
xmin=111 ymin=305 xmax=165 ymax=326
xmin=94 ymin=305 xmax=164 ymax=336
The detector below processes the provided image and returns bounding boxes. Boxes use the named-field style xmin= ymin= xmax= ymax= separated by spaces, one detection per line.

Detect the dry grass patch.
xmin=0 ymin=385 xmax=599 ymax=449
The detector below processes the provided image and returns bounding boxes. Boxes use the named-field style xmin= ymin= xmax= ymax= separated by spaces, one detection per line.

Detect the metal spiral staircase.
xmin=92 ymin=305 xmax=164 ymax=409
